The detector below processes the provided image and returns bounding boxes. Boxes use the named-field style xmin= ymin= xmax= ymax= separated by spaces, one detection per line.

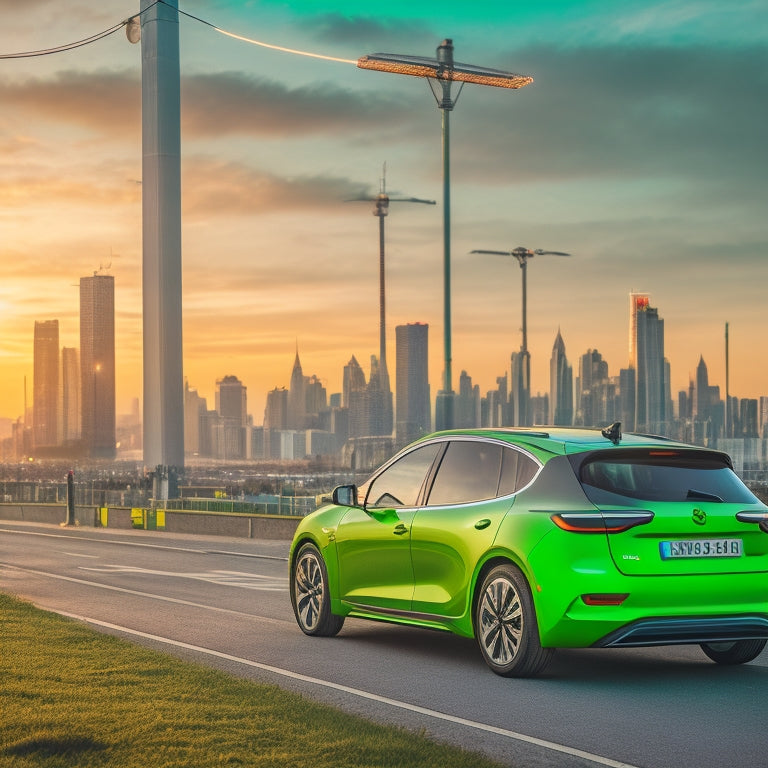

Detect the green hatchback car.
xmin=289 ymin=425 xmax=768 ymax=676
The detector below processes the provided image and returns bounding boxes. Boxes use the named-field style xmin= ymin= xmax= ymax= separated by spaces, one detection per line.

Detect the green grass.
xmin=0 ymin=593 xmax=503 ymax=768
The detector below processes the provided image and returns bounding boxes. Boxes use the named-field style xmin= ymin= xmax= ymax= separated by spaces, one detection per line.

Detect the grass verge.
xmin=0 ymin=593 xmax=503 ymax=768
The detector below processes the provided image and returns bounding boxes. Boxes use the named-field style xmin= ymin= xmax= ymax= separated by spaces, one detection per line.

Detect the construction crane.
xmin=347 ymin=164 xmax=435 ymax=377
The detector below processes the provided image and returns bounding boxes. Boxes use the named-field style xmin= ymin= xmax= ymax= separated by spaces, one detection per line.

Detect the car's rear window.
xmin=575 ymin=450 xmax=758 ymax=504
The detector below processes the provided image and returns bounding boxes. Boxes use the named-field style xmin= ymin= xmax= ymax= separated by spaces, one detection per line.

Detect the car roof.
xmin=419 ymin=426 xmax=700 ymax=457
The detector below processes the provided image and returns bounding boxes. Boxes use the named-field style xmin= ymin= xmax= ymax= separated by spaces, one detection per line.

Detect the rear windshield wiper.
xmin=686 ymin=488 xmax=723 ymax=502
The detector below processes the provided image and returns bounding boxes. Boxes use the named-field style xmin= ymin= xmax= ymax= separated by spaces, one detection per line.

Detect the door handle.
xmin=393 ymin=523 xmax=409 ymax=535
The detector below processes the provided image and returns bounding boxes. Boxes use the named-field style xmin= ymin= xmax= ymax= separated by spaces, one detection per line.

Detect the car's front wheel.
xmin=474 ymin=563 xmax=553 ymax=677
xmin=291 ymin=542 xmax=344 ymax=637
xmin=699 ymin=639 xmax=767 ymax=665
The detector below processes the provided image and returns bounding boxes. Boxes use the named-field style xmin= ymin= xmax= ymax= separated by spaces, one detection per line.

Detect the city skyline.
xmin=1 ymin=2 xmax=765 ymax=425
xmin=8 ymin=284 xmax=766 ymax=431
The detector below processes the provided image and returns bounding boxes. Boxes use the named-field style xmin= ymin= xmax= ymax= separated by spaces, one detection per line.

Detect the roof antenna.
xmin=601 ymin=422 xmax=622 ymax=445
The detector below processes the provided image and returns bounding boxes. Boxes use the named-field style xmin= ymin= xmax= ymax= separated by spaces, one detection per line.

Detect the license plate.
xmin=660 ymin=538 xmax=743 ymax=559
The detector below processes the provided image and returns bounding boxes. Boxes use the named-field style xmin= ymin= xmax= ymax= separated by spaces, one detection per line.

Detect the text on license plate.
xmin=660 ymin=538 xmax=742 ymax=559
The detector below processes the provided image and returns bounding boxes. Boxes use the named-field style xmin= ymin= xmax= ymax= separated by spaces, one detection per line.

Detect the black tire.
xmin=291 ymin=542 xmax=344 ymax=637
xmin=699 ymin=639 xmax=767 ymax=665
xmin=474 ymin=563 xmax=553 ymax=677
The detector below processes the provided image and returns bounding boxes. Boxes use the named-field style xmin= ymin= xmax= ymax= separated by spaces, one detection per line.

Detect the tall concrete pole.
xmin=141 ymin=0 xmax=184 ymax=472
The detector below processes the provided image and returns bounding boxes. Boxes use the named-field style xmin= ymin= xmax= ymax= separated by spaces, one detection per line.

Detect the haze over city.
xmin=1 ymin=0 xmax=766 ymax=424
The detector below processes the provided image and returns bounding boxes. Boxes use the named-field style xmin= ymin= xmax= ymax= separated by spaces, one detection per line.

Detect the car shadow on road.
xmin=337 ymin=618 xmax=768 ymax=686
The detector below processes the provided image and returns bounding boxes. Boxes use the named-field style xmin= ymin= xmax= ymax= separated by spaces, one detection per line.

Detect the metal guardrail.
xmin=0 ymin=481 xmax=317 ymax=517
xmin=164 ymin=496 xmax=316 ymax=517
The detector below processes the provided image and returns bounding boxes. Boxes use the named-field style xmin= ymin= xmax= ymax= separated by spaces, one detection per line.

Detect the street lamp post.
xmin=471 ymin=247 xmax=571 ymax=426
xmin=358 ymin=41 xmax=532 ymax=429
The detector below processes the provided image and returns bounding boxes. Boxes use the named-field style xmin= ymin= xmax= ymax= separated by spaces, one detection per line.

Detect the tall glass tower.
xmin=395 ymin=323 xmax=431 ymax=446
xmin=80 ymin=274 xmax=116 ymax=458
xmin=549 ymin=329 xmax=573 ymax=426
xmin=33 ymin=319 xmax=59 ymax=449
xmin=631 ymin=293 xmax=666 ymax=434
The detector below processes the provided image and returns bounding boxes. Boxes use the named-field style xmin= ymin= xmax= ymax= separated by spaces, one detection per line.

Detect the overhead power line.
xmin=0 ymin=0 xmax=356 ymax=65
xmin=0 ymin=3 xmax=159 ymax=59
xmin=165 ymin=1 xmax=356 ymax=64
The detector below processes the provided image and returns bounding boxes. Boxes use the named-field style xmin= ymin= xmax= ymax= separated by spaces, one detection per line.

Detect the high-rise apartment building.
xmin=216 ymin=375 xmax=247 ymax=425
xmin=61 ymin=346 xmax=80 ymax=444
xmin=33 ymin=320 xmax=59 ymax=449
xmin=549 ymin=330 xmax=573 ymax=426
xmin=395 ymin=323 xmax=430 ymax=445
xmin=215 ymin=375 xmax=247 ymax=459
xmin=264 ymin=387 xmax=288 ymax=431
xmin=80 ymin=274 xmax=116 ymax=458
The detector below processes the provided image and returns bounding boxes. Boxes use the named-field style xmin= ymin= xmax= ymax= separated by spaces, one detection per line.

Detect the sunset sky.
xmin=1 ymin=0 xmax=766 ymax=424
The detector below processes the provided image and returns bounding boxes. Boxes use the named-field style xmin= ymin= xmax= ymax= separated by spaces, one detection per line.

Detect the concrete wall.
xmin=0 ymin=503 xmax=300 ymax=541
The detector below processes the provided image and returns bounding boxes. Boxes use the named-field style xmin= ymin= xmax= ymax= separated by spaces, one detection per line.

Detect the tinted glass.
xmin=498 ymin=447 xmax=539 ymax=496
xmin=427 ymin=441 xmax=503 ymax=506
xmin=365 ymin=443 xmax=441 ymax=508
xmin=579 ymin=453 xmax=758 ymax=504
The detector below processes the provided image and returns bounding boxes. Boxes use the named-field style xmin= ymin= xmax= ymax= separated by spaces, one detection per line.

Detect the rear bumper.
xmin=594 ymin=614 xmax=768 ymax=648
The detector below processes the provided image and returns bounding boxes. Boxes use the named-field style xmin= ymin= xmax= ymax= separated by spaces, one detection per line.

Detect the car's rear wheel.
xmin=291 ymin=542 xmax=344 ymax=637
xmin=699 ymin=639 xmax=767 ymax=665
xmin=474 ymin=563 xmax=553 ymax=677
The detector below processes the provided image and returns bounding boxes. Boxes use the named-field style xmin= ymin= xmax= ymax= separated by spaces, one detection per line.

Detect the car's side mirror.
xmin=332 ymin=484 xmax=359 ymax=507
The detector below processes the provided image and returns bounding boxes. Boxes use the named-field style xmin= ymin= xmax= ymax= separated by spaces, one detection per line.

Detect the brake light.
xmin=582 ymin=593 xmax=629 ymax=606
xmin=551 ymin=511 xmax=654 ymax=533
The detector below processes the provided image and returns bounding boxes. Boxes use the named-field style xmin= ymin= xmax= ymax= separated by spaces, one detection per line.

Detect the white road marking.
xmin=0 ymin=527 xmax=289 ymax=561
xmin=55 ymin=610 xmax=640 ymax=768
xmin=0 ymin=563 xmax=293 ymax=627
xmin=78 ymin=565 xmax=287 ymax=591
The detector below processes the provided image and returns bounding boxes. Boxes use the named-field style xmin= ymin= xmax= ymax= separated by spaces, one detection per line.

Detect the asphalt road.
xmin=2 ymin=520 xmax=767 ymax=768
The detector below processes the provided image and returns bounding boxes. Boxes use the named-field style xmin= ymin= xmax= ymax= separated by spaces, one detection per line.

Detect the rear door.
xmin=574 ymin=448 xmax=768 ymax=577
xmin=410 ymin=440 xmax=539 ymax=617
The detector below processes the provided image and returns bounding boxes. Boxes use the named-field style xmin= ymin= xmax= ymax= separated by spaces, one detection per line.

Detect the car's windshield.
xmin=577 ymin=451 xmax=758 ymax=504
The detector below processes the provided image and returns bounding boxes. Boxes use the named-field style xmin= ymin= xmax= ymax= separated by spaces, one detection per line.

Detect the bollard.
xmin=62 ymin=470 xmax=75 ymax=526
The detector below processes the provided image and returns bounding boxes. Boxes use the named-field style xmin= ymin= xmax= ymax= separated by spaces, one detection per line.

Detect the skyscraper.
xmin=80 ymin=274 xmax=116 ymax=458
xmin=510 ymin=349 xmax=531 ymax=426
xmin=61 ymin=346 xmax=80 ymax=444
xmin=549 ymin=330 xmax=573 ymax=426
xmin=694 ymin=355 xmax=711 ymax=422
xmin=216 ymin=375 xmax=247 ymax=425
xmin=33 ymin=320 xmax=59 ymax=449
xmin=456 ymin=370 xmax=480 ymax=428
xmin=288 ymin=350 xmax=306 ymax=430
xmin=343 ymin=355 xmax=366 ymax=408
xmin=395 ymin=323 xmax=430 ymax=445
xmin=630 ymin=293 xmax=666 ymax=434
xmin=215 ymin=374 xmax=247 ymax=459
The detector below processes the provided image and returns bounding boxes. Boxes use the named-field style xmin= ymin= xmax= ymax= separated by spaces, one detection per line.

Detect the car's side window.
xmin=365 ymin=443 xmax=442 ymax=509
xmin=498 ymin=446 xmax=539 ymax=496
xmin=426 ymin=441 xmax=503 ymax=506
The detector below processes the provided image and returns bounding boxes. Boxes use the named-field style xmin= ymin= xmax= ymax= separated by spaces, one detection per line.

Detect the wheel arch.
xmin=290 ymin=533 xmax=341 ymax=602
xmin=470 ymin=550 xmax=538 ymax=635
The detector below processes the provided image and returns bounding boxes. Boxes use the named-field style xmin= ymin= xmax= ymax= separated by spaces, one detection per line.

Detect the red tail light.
xmin=551 ymin=511 xmax=654 ymax=533
xmin=582 ymin=593 xmax=629 ymax=606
